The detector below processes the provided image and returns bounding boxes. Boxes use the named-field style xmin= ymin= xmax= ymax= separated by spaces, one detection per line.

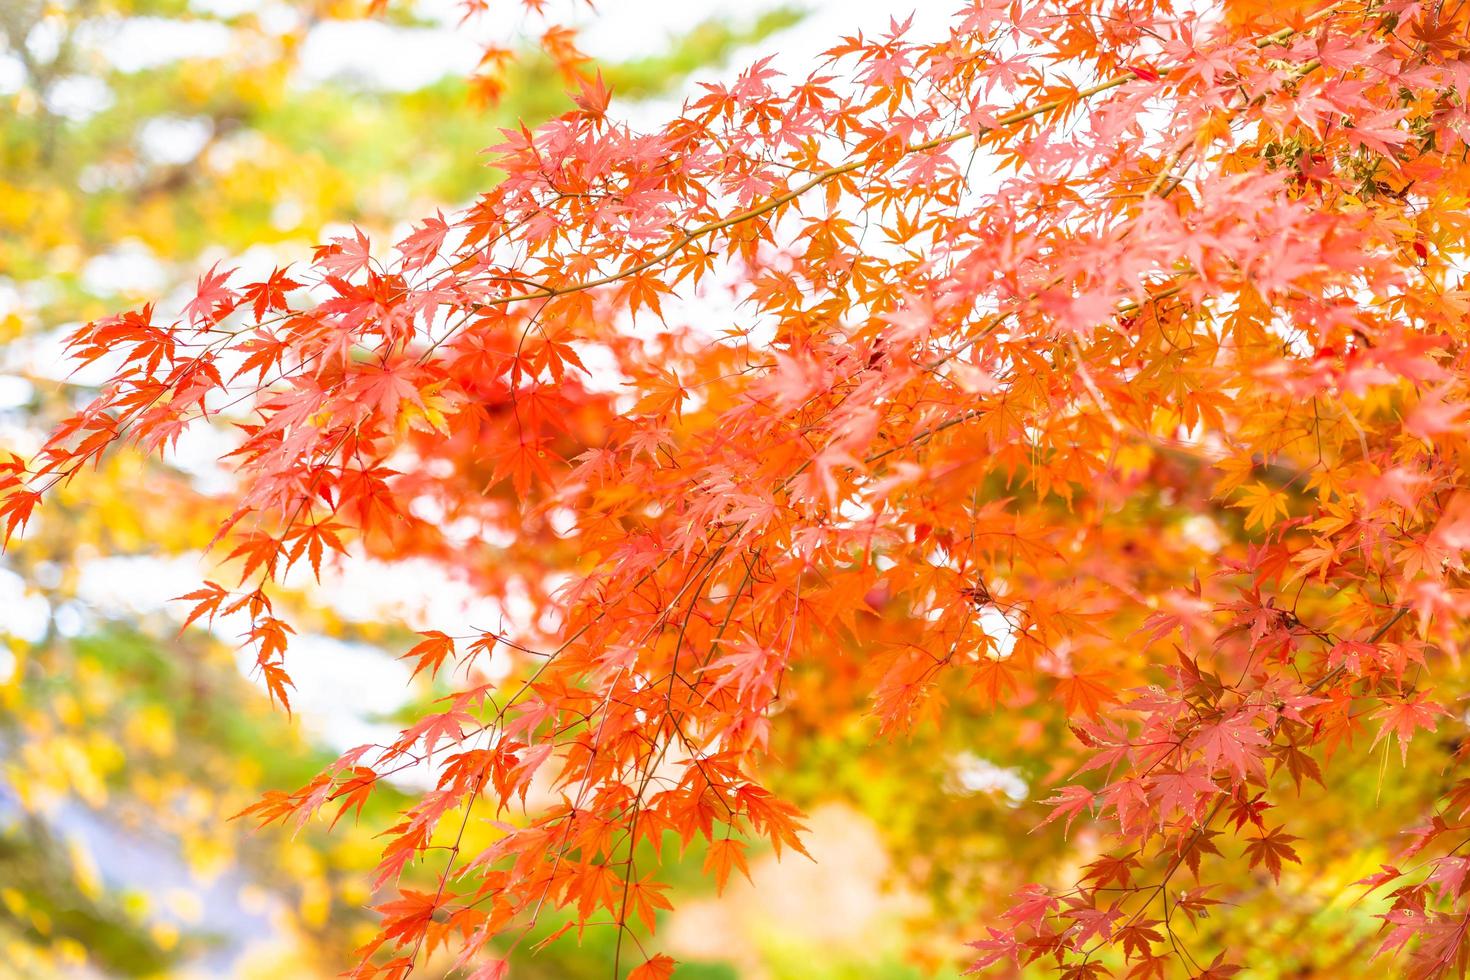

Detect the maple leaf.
xmin=972 ymin=656 xmax=1020 ymax=706
xmin=1271 ymin=736 xmax=1324 ymax=792
xmin=183 ymin=263 xmax=238 ymax=327
xmin=329 ymin=767 xmax=378 ymax=829
xmin=1055 ymin=670 xmax=1114 ymax=718
xmin=465 ymin=962 xmax=509 ymax=980
xmin=1243 ymin=826 xmax=1301 ymax=882
xmin=628 ymin=955 xmax=676 ymax=980
xmin=397 ymin=707 xmax=472 ymax=761
xmin=628 ymin=876 xmax=674 ymax=934
xmin=1426 ymin=855 xmax=1470 ymax=902
xmin=1177 ymin=828 xmax=1223 ymax=881
xmin=632 ymin=368 xmax=689 ymax=419
xmin=1174 ymin=887 xmax=1221 ymax=927
xmin=1002 ymin=883 xmax=1059 ymax=931
xmin=231 ymin=333 xmax=291 ymax=383
xmin=1408 ymin=11 xmax=1468 ymax=56
xmin=1405 ymin=386 xmax=1466 ymax=442
xmin=1231 ymin=482 xmax=1290 ymax=532
xmin=1149 ymin=767 xmax=1221 ymax=819
xmin=401 ymin=630 xmax=458 ymax=680
xmin=355 ymin=363 xmax=423 ymax=420
xmin=573 ymin=861 xmax=622 ymax=920
xmin=1127 ymin=955 xmax=1169 ymax=979
xmin=1118 ymin=920 xmax=1164 ymax=961
xmin=287 ymin=521 xmax=346 ymax=581
xmin=260 ymin=661 xmax=294 ymax=714
xmin=0 ymin=489 xmax=40 ymax=545
xmin=1191 ymin=712 xmax=1269 ymax=782
xmin=242 ymin=266 xmax=302 ymax=321
xmin=397 ymin=212 xmax=451 ymax=271
xmin=1371 ymin=693 xmax=1448 ymax=764
xmin=570 ymin=70 xmax=613 ymax=118
xmin=703 ymin=837 xmax=751 ymax=895
xmin=963 ymin=928 xmax=1019 ymax=972
xmin=316 ymin=227 xmax=373 ymax=277
xmin=700 ymin=635 xmax=779 ymax=702
xmin=1083 ymin=852 xmax=1140 ymax=888
xmin=1191 ymin=952 xmax=1243 ymax=979
xmin=1353 ymin=864 xmax=1401 ymax=893
xmin=176 ymin=581 xmax=229 ymax=632
xmin=1036 ymin=785 xmax=1094 ymax=837
xmin=505 ymin=742 xmax=553 ymax=802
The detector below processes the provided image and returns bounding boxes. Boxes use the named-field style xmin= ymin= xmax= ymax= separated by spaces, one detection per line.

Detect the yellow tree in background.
xmin=0 ymin=2 xmax=795 ymax=975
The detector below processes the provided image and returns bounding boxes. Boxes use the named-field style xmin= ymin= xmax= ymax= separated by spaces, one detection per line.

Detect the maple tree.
xmin=7 ymin=0 xmax=1470 ymax=976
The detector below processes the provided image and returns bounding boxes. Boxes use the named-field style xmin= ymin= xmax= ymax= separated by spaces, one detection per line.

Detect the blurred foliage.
xmin=0 ymin=1 xmax=800 ymax=975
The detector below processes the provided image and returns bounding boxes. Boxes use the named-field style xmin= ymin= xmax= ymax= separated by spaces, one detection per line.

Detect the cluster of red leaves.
xmin=9 ymin=0 xmax=1470 ymax=976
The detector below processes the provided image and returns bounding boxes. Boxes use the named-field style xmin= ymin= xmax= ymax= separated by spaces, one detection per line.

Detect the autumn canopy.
xmin=7 ymin=0 xmax=1470 ymax=976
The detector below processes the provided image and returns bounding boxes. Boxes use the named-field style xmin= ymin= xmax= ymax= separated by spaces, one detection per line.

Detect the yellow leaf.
xmin=1231 ymin=481 xmax=1289 ymax=531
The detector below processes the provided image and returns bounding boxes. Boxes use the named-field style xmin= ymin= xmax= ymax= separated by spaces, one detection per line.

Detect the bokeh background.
xmin=0 ymin=2 xmax=1014 ymax=977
